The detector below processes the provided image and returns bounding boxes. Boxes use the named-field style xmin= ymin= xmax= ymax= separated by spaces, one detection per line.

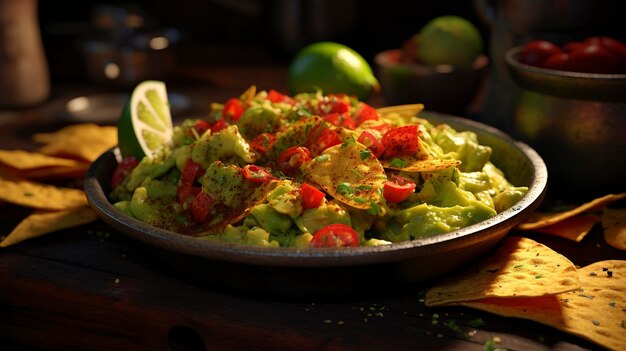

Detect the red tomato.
xmin=543 ymin=52 xmax=571 ymax=71
xmin=383 ymin=176 xmax=416 ymax=203
xmin=242 ymin=164 xmax=274 ymax=183
xmin=563 ymin=41 xmax=586 ymax=53
xmin=222 ymin=98 xmax=244 ymax=121
xmin=276 ymin=146 xmax=312 ymax=176
xmin=586 ymin=37 xmax=626 ymax=59
xmin=210 ymin=119 xmax=229 ymax=133
xmin=380 ymin=125 xmax=419 ymax=159
xmin=357 ymin=131 xmax=385 ymax=158
xmin=190 ymin=191 xmax=214 ymax=223
xmin=250 ymin=133 xmax=276 ymax=154
xmin=310 ymin=223 xmax=359 ymax=248
xmin=519 ymin=40 xmax=562 ymax=67
xmin=177 ymin=184 xmax=201 ymax=205
xmin=323 ymin=112 xmax=356 ymax=129
xmin=300 ymin=183 xmax=325 ymax=209
xmin=111 ymin=156 xmax=139 ymax=188
xmin=354 ymin=102 xmax=379 ymax=126
xmin=568 ymin=44 xmax=621 ymax=74
xmin=188 ymin=120 xmax=210 ymax=137
xmin=267 ymin=89 xmax=295 ymax=105
xmin=306 ymin=124 xmax=342 ymax=155
xmin=180 ymin=159 xmax=203 ymax=186
xmin=317 ymin=95 xmax=351 ymax=115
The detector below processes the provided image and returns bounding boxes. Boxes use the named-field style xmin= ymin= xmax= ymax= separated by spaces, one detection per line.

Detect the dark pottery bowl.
xmin=374 ymin=50 xmax=489 ymax=115
xmin=85 ymin=111 xmax=547 ymax=297
xmin=505 ymin=46 xmax=626 ymax=197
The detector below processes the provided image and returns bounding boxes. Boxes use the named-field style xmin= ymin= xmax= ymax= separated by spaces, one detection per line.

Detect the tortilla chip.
xmin=425 ymin=236 xmax=579 ymax=307
xmin=0 ymin=206 xmax=98 ymax=247
xmin=517 ymin=193 xmax=626 ymax=231
xmin=0 ymin=174 xmax=87 ymax=210
xmin=0 ymin=149 xmax=82 ymax=170
xmin=534 ymin=214 xmax=601 ymax=242
xmin=456 ymin=260 xmax=626 ymax=351
xmin=19 ymin=163 xmax=90 ymax=180
xmin=34 ymin=123 xmax=117 ymax=162
xmin=376 ymin=104 xmax=424 ymax=118
xmin=602 ymin=208 xmax=626 ymax=251
xmin=304 ymin=142 xmax=386 ymax=212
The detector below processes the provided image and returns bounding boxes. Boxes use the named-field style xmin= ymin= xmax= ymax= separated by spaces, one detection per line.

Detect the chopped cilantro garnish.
xmin=443 ymin=319 xmax=464 ymax=334
xmin=337 ymin=183 xmax=355 ymax=196
xmin=351 ymin=169 xmax=364 ymax=178
xmin=389 ymin=158 xmax=406 ymax=168
xmin=315 ymin=154 xmax=330 ymax=162
xmin=356 ymin=185 xmax=373 ymax=191
xmin=353 ymin=197 xmax=367 ymax=203
xmin=359 ymin=149 xmax=371 ymax=160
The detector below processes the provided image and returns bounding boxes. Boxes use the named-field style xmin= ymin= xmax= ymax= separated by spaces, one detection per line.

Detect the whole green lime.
xmin=288 ymin=42 xmax=379 ymax=101
xmin=416 ymin=16 xmax=483 ymax=68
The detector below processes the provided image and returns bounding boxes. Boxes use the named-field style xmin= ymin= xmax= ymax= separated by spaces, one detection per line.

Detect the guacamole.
xmin=111 ymin=87 xmax=527 ymax=248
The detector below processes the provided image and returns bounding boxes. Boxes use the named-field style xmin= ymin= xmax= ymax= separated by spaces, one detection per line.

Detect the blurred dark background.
xmin=38 ymin=0 xmax=488 ymax=85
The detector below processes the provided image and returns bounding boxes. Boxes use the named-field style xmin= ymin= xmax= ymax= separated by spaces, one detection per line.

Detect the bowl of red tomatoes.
xmin=505 ymin=36 xmax=626 ymax=196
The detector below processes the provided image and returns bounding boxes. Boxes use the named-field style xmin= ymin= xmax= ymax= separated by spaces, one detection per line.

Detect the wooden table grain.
xmin=0 ymin=72 xmax=619 ymax=351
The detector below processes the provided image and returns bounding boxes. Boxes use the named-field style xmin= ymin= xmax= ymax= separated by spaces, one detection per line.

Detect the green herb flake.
xmin=359 ymin=149 xmax=371 ymax=161
xmin=353 ymin=197 xmax=367 ymax=203
xmin=621 ymin=320 xmax=626 ymax=329
xmin=389 ymin=158 xmax=406 ymax=168
xmin=444 ymin=319 xmax=464 ymax=334
xmin=578 ymin=294 xmax=595 ymax=299
xmin=514 ymin=265 xmax=523 ymax=269
xmin=592 ymin=320 xmax=600 ymax=326
xmin=609 ymin=301 xmax=616 ymax=307
xmin=351 ymin=169 xmax=364 ymax=178
xmin=467 ymin=318 xmax=485 ymax=328
xmin=23 ymin=192 xmax=34 ymax=197
xmin=315 ymin=154 xmax=330 ymax=162
xmin=356 ymin=185 xmax=373 ymax=191
xmin=590 ymin=272 xmax=597 ymax=276
xmin=535 ymin=274 xmax=543 ymax=279
xmin=337 ymin=183 xmax=355 ymax=196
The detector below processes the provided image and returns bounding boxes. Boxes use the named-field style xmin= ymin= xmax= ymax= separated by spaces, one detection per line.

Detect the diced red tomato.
xmin=310 ymin=223 xmax=359 ymax=248
xmin=250 ymin=133 xmax=277 ymax=154
xmin=177 ymin=184 xmax=201 ymax=205
xmin=242 ymin=164 xmax=274 ymax=183
xmin=306 ymin=124 xmax=342 ymax=155
xmin=276 ymin=146 xmax=312 ymax=176
xmin=323 ymin=112 xmax=356 ymax=129
xmin=316 ymin=94 xmax=351 ymax=115
xmin=190 ymin=191 xmax=214 ymax=223
xmin=222 ymin=98 xmax=244 ymax=121
xmin=354 ymin=102 xmax=379 ymax=126
xmin=111 ymin=156 xmax=139 ymax=188
xmin=383 ymin=175 xmax=416 ymax=203
xmin=210 ymin=119 xmax=229 ymax=133
xmin=267 ymin=89 xmax=295 ymax=105
xmin=300 ymin=183 xmax=325 ymax=209
xmin=180 ymin=159 xmax=203 ymax=186
xmin=188 ymin=120 xmax=211 ymax=137
xmin=357 ymin=131 xmax=385 ymax=158
xmin=380 ymin=125 xmax=419 ymax=159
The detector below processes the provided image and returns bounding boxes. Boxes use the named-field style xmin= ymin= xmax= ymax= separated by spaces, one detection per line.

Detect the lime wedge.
xmin=118 ymin=80 xmax=173 ymax=158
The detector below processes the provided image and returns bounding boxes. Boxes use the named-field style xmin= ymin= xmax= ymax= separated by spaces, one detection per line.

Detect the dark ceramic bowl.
xmin=84 ymin=111 xmax=547 ymax=297
xmin=374 ymin=50 xmax=489 ymax=115
xmin=505 ymin=46 xmax=626 ymax=196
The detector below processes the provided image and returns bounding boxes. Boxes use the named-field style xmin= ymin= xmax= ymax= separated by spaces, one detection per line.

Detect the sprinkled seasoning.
xmin=535 ymin=274 xmax=543 ymax=279
xmin=513 ymin=265 xmax=523 ymax=269
xmin=607 ymin=270 xmax=613 ymax=277
xmin=578 ymin=294 xmax=595 ymax=299
xmin=609 ymin=302 xmax=616 ymax=307
xmin=589 ymin=272 xmax=597 ymax=276
xmin=592 ymin=320 xmax=600 ymax=326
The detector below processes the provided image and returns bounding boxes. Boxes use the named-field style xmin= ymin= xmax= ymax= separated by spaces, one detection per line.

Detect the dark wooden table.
xmin=0 ymin=67 xmax=621 ymax=351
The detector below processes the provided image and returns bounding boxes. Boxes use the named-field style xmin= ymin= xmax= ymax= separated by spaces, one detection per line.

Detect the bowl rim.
xmin=374 ymin=49 xmax=489 ymax=74
xmin=505 ymin=46 xmax=626 ymax=80
xmin=84 ymin=112 xmax=547 ymax=268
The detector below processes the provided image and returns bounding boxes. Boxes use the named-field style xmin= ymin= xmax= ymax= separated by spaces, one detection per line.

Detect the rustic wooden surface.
xmin=0 ymin=69 xmax=621 ymax=351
